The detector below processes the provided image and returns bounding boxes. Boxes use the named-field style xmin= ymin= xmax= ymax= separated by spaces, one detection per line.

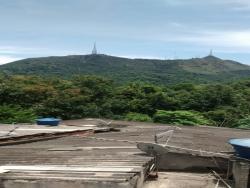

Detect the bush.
xmin=0 ymin=105 xmax=36 ymax=124
xmin=153 ymin=110 xmax=210 ymax=126
xmin=204 ymin=107 xmax=242 ymax=127
xmin=235 ymin=117 xmax=250 ymax=129
xmin=125 ymin=112 xmax=152 ymax=122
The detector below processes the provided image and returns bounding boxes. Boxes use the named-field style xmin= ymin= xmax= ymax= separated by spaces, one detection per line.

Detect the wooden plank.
xmin=48 ymin=146 xmax=137 ymax=151
xmin=0 ymin=175 xmax=128 ymax=182
xmin=0 ymin=165 xmax=143 ymax=173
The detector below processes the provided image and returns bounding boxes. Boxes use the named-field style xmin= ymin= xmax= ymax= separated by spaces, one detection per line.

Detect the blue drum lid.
xmin=228 ymin=138 xmax=250 ymax=148
xmin=37 ymin=118 xmax=60 ymax=121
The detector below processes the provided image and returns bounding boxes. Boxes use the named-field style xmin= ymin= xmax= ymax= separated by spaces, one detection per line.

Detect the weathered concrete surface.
xmin=157 ymin=152 xmax=228 ymax=171
xmin=143 ymin=172 xmax=227 ymax=188
xmin=0 ymin=123 xmax=97 ymax=139
xmin=232 ymin=160 xmax=250 ymax=188
xmin=1 ymin=119 xmax=249 ymax=187
xmin=0 ymin=142 xmax=153 ymax=188
xmin=0 ymin=123 xmax=153 ymax=188
xmin=1 ymin=179 xmax=137 ymax=188
xmin=63 ymin=119 xmax=250 ymax=153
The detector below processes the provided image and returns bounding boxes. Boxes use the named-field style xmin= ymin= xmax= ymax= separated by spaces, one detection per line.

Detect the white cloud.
xmin=0 ymin=46 xmax=40 ymax=55
xmin=0 ymin=56 xmax=20 ymax=65
xmin=162 ymin=0 xmax=250 ymax=8
xmin=226 ymin=0 xmax=250 ymax=5
xmin=218 ymin=0 xmax=250 ymax=10
xmin=176 ymin=30 xmax=250 ymax=50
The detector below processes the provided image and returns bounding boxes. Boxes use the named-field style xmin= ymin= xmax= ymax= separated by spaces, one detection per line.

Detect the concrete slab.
xmin=144 ymin=172 xmax=227 ymax=188
xmin=0 ymin=124 xmax=93 ymax=138
xmin=1 ymin=119 xmax=249 ymax=187
xmin=0 ymin=123 xmax=154 ymax=188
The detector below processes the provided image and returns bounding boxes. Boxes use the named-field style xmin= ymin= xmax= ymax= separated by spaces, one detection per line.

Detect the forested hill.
xmin=1 ymin=54 xmax=250 ymax=84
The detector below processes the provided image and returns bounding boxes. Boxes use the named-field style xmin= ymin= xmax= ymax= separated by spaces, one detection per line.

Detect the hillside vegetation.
xmin=0 ymin=75 xmax=250 ymax=129
xmin=1 ymin=54 xmax=250 ymax=85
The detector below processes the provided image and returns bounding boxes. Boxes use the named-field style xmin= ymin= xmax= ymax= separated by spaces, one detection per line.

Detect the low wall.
xmin=157 ymin=152 xmax=229 ymax=171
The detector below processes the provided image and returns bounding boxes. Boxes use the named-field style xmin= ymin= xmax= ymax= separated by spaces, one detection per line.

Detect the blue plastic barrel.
xmin=228 ymin=138 xmax=250 ymax=159
xmin=36 ymin=118 xmax=60 ymax=126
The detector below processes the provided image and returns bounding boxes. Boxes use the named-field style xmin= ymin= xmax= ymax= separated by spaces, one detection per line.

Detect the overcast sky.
xmin=1 ymin=0 xmax=250 ymax=64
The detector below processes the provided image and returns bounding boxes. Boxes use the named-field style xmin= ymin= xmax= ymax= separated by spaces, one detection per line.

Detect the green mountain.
xmin=1 ymin=54 xmax=250 ymax=84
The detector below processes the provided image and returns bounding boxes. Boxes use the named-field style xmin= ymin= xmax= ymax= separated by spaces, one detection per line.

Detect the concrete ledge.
xmin=157 ymin=152 xmax=229 ymax=171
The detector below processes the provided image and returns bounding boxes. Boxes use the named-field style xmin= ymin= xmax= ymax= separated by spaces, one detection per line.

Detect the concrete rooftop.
xmin=0 ymin=119 xmax=250 ymax=188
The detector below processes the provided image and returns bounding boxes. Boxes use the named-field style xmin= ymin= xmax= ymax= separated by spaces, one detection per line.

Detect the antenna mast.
xmin=92 ymin=42 xmax=97 ymax=55
xmin=209 ymin=49 xmax=213 ymax=56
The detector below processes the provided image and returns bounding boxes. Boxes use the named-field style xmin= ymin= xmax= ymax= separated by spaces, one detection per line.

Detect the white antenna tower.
xmin=209 ymin=49 xmax=213 ymax=56
xmin=92 ymin=42 xmax=97 ymax=55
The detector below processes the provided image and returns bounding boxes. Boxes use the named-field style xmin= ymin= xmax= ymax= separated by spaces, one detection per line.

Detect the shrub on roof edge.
xmin=0 ymin=105 xmax=36 ymax=124
xmin=153 ymin=110 xmax=211 ymax=126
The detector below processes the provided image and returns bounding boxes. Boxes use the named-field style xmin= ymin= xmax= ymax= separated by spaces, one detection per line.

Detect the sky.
xmin=1 ymin=0 xmax=250 ymax=65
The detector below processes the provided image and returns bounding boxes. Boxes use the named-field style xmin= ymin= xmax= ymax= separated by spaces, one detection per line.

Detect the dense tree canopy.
xmin=0 ymin=75 xmax=250 ymax=128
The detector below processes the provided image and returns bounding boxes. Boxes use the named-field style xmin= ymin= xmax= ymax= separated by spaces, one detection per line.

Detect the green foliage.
xmin=204 ymin=107 xmax=243 ymax=127
xmin=125 ymin=112 xmax=152 ymax=122
xmin=1 ymin=54 xmax=250 ymax=85
xmin=110 ymin=82 xmax=181 ymax=120
xmin=35 ymin=75 xmax=114 ymax=119
xmin=0 ymin=105 xmax=36 ymax=124
xmin=153 ymin=110 xmax=211 ymax=126
xmin=182 ymin=85 xmax=235 ymax=111
xmin=0 ymin=75 xmax=250 ymax=128
xmin=235 ymin=117 xmax=250 ymax=129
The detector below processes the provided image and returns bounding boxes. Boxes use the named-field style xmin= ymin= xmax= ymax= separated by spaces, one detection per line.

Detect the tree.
xmin=125 ymin=112 xmax=152 ymax=122
xmin=153 ymin=110 xmax=210 ymax=126
xmin=0 ymin=105 xmax=36 ymax=124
